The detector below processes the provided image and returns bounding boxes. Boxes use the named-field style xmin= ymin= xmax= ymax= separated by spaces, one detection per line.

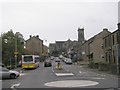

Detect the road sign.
xmin=14 ymin=52 xmax=18 ymax=55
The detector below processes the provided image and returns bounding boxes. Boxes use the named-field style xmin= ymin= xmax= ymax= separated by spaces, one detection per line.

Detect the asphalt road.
xmin=2 ymin=58 xmax=119 ymax=89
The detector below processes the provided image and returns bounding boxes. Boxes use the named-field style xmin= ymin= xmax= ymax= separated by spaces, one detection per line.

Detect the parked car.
xmin=50 ymin=56 xmax=54 ymax=60
xmin=65 ymin=58 xmax=72 ymax=64
xmin=44 ymin=59 xmax=52 ymax=67
xmin=59 ymin=55 xmax=63 ymax=59
xmin=0 ymin=63 xmax=5 ymax=67
xmin=0 ymin=66 xmax=20 ymax=79
xmin=64 ymin=58 xmax=67 ymax=63
xmin=55 ymin=58 xmax=60 ymax=62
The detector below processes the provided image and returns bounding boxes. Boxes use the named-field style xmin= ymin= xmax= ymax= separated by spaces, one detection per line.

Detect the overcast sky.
xmin=0 ymin=0 xmax=119 ymax=46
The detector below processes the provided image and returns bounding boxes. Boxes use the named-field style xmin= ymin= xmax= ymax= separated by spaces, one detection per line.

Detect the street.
xmin=2 ymin=58 xmax=119 ymax=89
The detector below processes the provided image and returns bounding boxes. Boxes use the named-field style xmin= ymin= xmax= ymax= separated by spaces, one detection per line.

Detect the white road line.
xmin=92 ymin=77 xmax=105 ymax=80
xmin=20 ymin=73 xmax=26 ymax=76
xmin=45 ymin=80 xmax=99 ymax=87
xmin=101 ymin=75 xmax=106 ymax=76
xmin=52 ymin=68 xmax=54 ymax=73
xmin=79 ymin=66 xmax=83 ymax=68
xmin=11 ymin=83 xmax=21 ymax=89
xmin=55 ymin=73 xmax=74 ymax=76
xmin=79 ymin=71 xmax=82 ymax=74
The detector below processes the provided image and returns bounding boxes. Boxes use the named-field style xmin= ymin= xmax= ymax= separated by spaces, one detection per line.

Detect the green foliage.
xmin=0 ymin=35 xmax=2 ymax=63
xmin=88 ymin=60 xmax=95 ymax=68
xmin=98 ymin=63 xmax=109 ymax=71
xmin=2 ymin=30 xmax=25 ymax=66
xmin=51 ymin=50 xmax=59 ymax=57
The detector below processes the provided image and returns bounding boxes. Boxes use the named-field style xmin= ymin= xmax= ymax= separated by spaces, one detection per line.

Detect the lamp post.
xmin=4 ymin=39 xmax=12 ymax=69
xmin=14 ymin=35 xmax=18 ymax=68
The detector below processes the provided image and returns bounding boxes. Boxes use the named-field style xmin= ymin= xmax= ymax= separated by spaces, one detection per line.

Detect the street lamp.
xmin=14 ymin=34 xmax=18 ymax=68
xmin=4 ymin=39 xmax=12 ymax=69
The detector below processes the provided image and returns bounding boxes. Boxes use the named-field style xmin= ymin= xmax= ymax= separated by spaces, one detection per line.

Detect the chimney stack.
xmin=36 ymin=35 xmax=39 ymax=38
xmin=118 ymin=23 xmax=120 ymax=30
xmin=103 ymin=28 xmax=108 ymax=31
xmin=30 ymin=35 xmax=32 ymax=38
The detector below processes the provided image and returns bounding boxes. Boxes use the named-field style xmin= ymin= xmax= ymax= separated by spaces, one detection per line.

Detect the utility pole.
xmin=14 ymin=33 xmax=18 ymax=68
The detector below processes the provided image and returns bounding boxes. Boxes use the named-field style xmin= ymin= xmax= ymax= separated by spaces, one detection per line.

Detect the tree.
xmin=0 ymin=35 xmax=2 ymax=63
xmin=2 ymin=30 xmax=25 ymax=68
xmin=51 ymin=50 xmax=59 ymax=57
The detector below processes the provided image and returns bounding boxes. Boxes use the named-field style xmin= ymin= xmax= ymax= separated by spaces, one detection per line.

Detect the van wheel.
xmin=10 ymin=74 xmax=16 ymax=79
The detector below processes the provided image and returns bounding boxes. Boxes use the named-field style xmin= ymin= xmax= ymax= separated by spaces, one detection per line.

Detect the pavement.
xmin=78 ymin=64 xmax=119 ymax=78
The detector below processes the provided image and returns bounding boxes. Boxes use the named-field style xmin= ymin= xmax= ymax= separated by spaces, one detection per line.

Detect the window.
xmin=105 ymin=38 xmax=107 ymax=48
xmin=24 ymin=56 xmax=33 ymax=62
xmin=113 ymin=50 xmax=116 ymax=64
xmin=112 ymin=35 xmax=114 ymax=45
xmin=108 ymin=36 xmax=111 ymax=47
xmin=105 ymin=52 xmax=108 ymax=62
xmin=35 ymin=57 xmax=40 ymax=62
xmin=117 ymin=32 xmax=119 ymax=44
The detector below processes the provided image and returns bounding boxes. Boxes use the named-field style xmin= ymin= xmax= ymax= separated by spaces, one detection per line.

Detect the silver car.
xmin=65 ymin=58 xmax=72 ymax=64
xmin=0 ymin=66 xmax=20 ymax=79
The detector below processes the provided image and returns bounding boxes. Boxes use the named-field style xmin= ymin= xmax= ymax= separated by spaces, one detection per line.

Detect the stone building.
xmin=103 ymin=23 xmax=119 ymax=74
xmin=55 ymin=41 xmax=65 ymax=51
xmin=80 ymin=37 xmax=94 ymax=64
xmin=25 ymin=35 xmax=43 ymax=56
xmin=87 ymin=29 xmax=111 ymax=67
xmin=78 ymin=27 xmax=85 ymax=43
xmin=71 ymin=27 xmax=85 ymax=61
xmin=49 ymin=27 xmax=85 ymax=60
xmin=43 ymin=45 xmax=48 ymax=56
xmin=78 ymin=28 xmax=110 ymax=66
xmin=63 ymin=39 xmax=78 ymax=53
xmin=49 ymin=43 xmax=56 ymax=55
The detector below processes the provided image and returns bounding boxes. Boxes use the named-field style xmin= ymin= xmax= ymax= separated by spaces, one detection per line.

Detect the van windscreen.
xmin=24 ymin=56 xmax=33 ymax=62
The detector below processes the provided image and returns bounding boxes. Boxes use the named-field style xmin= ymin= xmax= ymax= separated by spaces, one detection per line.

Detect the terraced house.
xmin=25 ymin=35 xmax=48 ymax=56
xmin=103 ymin=23 xmax=120 ymax=74
xmin=80 ymin=28 xmax=111 ymax=67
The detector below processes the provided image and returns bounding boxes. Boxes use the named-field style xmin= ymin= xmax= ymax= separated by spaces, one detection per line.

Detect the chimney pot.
xmin=103 ymin=28 xmax=108 ymax=31
xmin=36 ymin=35 xmax=39 ymax=38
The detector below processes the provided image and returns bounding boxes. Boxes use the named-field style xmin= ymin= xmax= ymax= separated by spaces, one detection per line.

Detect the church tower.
xmin=78 ymin=27 xmax=85 ymax=43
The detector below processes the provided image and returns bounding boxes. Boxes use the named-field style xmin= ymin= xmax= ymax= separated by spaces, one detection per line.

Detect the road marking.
xmin=79 ymin=66 xmax=83 ymax=68
xmin=11 ymin=83 xmax=21 ymax=89
xmin=92 ymin=77 xmax=105 ymax=80
xmin=44 ymin=80 xmax=99 ymax=87
xmin=101 ymin=75 xmax=106 ymax=76
xmin=79 ymin=71 xmax=86 ymax=74
xmin=20 ymin=73 xmax=26 ymax=76
xmin=79 ymin=71 xmax=82 ymax=74
xmin=52 ymin=68 xmax=54 ymax=73
xmin=55 ymin=73 xmax=74 ymax=76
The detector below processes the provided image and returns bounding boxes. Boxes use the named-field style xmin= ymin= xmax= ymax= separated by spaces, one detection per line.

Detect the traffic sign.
xmin=14 ymin=52 xmax=18 ymax=55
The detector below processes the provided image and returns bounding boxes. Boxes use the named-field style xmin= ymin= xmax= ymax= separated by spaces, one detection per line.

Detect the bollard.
xmin=56 ymin=62 xmax=62 ymax=70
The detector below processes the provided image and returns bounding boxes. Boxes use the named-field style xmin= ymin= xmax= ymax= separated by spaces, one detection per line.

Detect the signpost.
xmin=15 ymin=35 xmax=18 ymax=68
xmin=14 ymin=52 xmax=18 ymax=68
